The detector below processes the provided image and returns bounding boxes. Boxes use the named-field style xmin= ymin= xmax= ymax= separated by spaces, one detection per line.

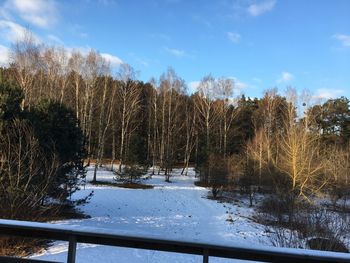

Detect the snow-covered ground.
xmin=32 ymin=167 xmax=272 ymax=262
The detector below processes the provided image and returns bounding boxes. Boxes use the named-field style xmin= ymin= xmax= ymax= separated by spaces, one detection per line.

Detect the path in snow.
xmin=33 ymin=167 xmax=270 ymax=262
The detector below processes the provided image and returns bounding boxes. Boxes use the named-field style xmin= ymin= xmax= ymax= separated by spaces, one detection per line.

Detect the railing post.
xmin=203 ymin=249 xmax=209 ymax=263
xmin=67 ymin=235 xmax=77 ymax=263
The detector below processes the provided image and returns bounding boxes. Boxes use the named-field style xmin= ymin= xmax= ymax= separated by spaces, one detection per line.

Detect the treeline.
xmin=1 ymin=38 xmax=253 ymax=180
xmin=1 ymin=37 xmax=350 ymax=209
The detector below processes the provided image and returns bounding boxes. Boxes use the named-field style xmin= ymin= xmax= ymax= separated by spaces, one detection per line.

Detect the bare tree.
xmin=276 ymin=88 xmax=326 ymax=199
xmin=194 ymin=75 xmax=219 ymax=155
xmin=0 ymin=120 xmax=58 ymax=219
xmin=247 ymin=127 xmax=269 ymax=189
xmin=68 ymin=51 xmax=84 ymax=120
xmin=149 ymin=78 xmax=159 ymax=175
xmin=194 ymin=75 xmax=220 ymax=181
xmin=216 ymin=77 xmax=238 ymax=158
xmin=41 ymin=47 xmax=59 ymax=100
xmin=93 ymin=75 xmax=116 ymax=182
xmin=116 ymin=64 xmax=142 ymax=171
xmin=181 ymin=96 xmax=197 ymax=175
xmin=82 ymin=51 xmax=108 ymax=159
xmin=157 ymin=68 xmax=186 ymax=180
xmin=10 ymin=32 xmax=41 ymax=109
xmin=56 ymin=47 xmax=70 ymax=104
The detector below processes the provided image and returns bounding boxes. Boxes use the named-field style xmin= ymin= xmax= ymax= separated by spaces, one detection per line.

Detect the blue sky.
xmin=0 ymin=0 xmax=349 ymax=99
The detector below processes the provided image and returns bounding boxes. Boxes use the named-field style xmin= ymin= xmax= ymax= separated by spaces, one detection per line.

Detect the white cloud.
xmin=0 ymin=44 xmax=10 ymax=66
xmin=0 ymin=20 xmax=38 ymax=42
xmin=101 ymin=53 xmax=123 ymax=67
xmin=227 ymin=32 xmax=241 ymax=43
xmin=277 ymin=71 xmax=294 ymax=83
xmin=64 ymin=47 xmax=123 ymax=68
xmin=2 ymin=0 xmax=58 ymax=28
xmin=164 ymin=47 xmax=185 ymax=57
xmin=313 ymin=88 xmax=345 ymax=100
xmin=247 ymin=0 xmax=276 ymax=17
xmin=333 ymin=34 xmax=350 ymax=47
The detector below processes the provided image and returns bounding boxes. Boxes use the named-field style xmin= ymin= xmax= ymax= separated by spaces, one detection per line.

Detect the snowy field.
xmin=32 ymin=167 xmax=275 ymax=262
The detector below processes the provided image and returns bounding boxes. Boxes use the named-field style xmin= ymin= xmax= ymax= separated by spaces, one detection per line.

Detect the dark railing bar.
xmin=0 ymin=219 xmax=349 ymax=263
xmin=67 ymin=236 xmax=76 ymax=263
xmin=203 ymin=249 xmax=209 ymax=263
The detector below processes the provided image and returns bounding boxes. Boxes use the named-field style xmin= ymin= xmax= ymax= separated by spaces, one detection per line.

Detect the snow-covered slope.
xmin=33 ymin=167 xmax=270 ymax=262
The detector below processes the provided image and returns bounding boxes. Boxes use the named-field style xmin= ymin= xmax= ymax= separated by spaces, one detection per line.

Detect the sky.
xmin=0 ymin=0 xmax=349 ymax=99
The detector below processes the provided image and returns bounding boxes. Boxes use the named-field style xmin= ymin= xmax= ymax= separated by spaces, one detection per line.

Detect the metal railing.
xmin=0 ymin=219 xmax=349 ymax=263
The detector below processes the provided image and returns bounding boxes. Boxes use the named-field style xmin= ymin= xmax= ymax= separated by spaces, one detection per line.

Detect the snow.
xmin=29 ymin=167 xmax=348 ymax=262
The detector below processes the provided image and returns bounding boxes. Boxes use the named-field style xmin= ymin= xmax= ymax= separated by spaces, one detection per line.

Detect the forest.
xmin=0 ymin=35 xmax=350 ymax=253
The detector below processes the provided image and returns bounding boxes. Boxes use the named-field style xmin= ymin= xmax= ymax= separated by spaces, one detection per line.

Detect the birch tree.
xmin=194 ymin=75 xmax=220 ymax=182
xmin=216 ymin=77 xmax=237 ymax=157
xmin=158 ymin=68 xmax=186 ymax=180
xmin=148 ymin=78 xmax=159 ymax=175
xmin=276 ymin=88 xmax=325 ymax=199
xmin=93 ymin=75 xmax=116 ymax=182
xmin=10 ymin=33 xmax=41 ymax=109
xmin=117 ymin=64 xmax=142 ymax=171
xmin=83 ymin=51 xmax=107 ymax=159
xmin=195 ymin=75 xmax=219 ymax=152
xmin=181 ymin=96 xmax=197 ymax=175
xmin=68 ymin=51 xmax=84 ymax=121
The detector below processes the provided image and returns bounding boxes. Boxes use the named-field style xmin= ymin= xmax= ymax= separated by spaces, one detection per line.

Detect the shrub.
xmin=117 ymin=164 xmax=148 ymax=183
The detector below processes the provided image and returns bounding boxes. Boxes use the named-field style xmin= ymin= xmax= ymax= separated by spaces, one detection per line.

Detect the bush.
xmin=116 ymin=164 xmax=148 ymax=183
xmin=261 ymin=195 xmax=350 ymax=253
xmin=307 ymin=237 xmax=348 ymax=253
xmin=259 ymin=198 xmax=285 ymax=224
xmin=202 ymin=154 xmax=229 ymax=198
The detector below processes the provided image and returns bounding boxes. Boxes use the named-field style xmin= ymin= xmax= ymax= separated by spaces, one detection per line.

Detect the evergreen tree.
xmin=28 ymin=100 xmax=86 ymax=199
xmin=309 ymin=97 xmax=350 ymax=144
xmin=0 ymin=79 xmax=23 ymax=124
